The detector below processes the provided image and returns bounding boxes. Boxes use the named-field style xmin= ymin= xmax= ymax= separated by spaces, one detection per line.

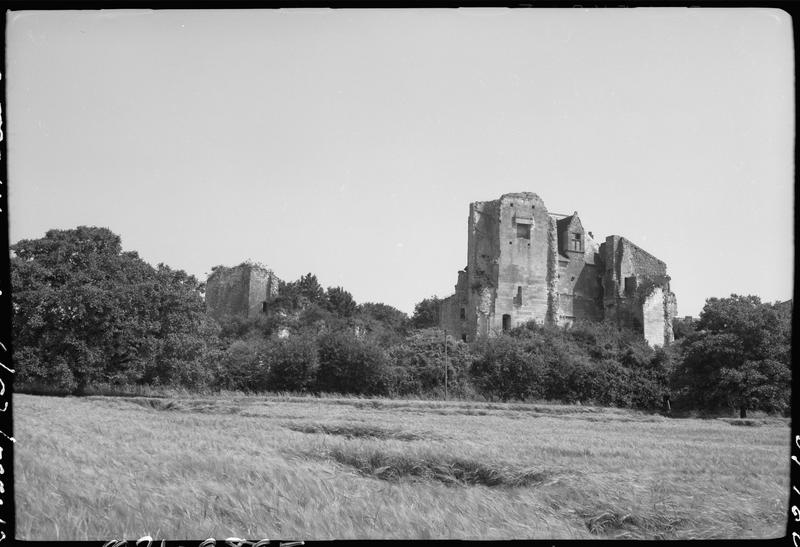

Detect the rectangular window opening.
xmin=571 ymin=232 xmax=583 ymax=252
xmin=516 ymin=223 xmax=531 ymax=239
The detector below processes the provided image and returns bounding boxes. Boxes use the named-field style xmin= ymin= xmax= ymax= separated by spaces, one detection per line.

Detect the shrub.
xmin=266 ymin=335 xmax=319 ymax=392
xmin=386 ymin=328 xmax=474 ymax=398
xmin=469 ymin=335 xmax=546 ymax=401
xmin=216 ymin=338 xmax=269 ymax=391
xmin=316 ymin=331 xmax=389 ymax=395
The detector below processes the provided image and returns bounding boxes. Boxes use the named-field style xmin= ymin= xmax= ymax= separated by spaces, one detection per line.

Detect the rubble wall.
xmin=643 ymin=287 xmax=666 ymax=347
xmin=466 ymin=200 xmax=501 ymax=338
xmin=491 ymin=193 xmax=551 ymax=333
xmin=439 ymin=193 xmax=675 ymax=345
xmin=247 ymin=268 xmax=279 ymax=319
xmin=206 ymin=264 xmax=280 ymax=321
xmin=205 ymin=265 xmax=252 ymax=321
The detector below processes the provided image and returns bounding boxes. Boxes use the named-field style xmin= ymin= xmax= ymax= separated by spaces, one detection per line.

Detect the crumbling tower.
xmin=440 ymin=192 xmax=677 ymax=347
xmin=205 ymin=263 xmax=280 ymax=321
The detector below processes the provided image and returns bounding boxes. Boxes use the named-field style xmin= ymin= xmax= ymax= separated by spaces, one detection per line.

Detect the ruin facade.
xmin=440 ymin=192 xmax=677 ymax=347
xmin=205 ymin=263 xmax=281 ymax=321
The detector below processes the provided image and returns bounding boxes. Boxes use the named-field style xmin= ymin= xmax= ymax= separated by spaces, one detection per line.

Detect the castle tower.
xmin=441 ymin=192 xmax=560 ymax=339
xmin=205 ymin=263 xmax=280 ymax=321
xmin=440 ymin=192 xmax=676 ymax=346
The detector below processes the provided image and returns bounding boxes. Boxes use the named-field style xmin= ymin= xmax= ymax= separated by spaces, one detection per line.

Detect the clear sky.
xmin=6 ymin=8 xmax=794 ymax=317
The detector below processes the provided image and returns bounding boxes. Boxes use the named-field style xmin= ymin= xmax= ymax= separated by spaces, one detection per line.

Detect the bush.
xmin=216 ymin=338 xmax=269 ymax=391
xmin=265 ymin=335 xmax=319 ymax=392
xmin=316 ymin=331 xmax=389 ymax=395
xmin=386 ymin=328 xmax=474 ymax=398
xmin=468 ymin=321 xmax=673 ymax=409
xmin=14 ymin=346 xmax=78 ymax=394
xmin=469 ymin=335 xmax=546 ymax=402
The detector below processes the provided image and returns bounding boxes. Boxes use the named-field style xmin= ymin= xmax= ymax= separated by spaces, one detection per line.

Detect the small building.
xmin=439 ymin=192 xmax=677 ymax=347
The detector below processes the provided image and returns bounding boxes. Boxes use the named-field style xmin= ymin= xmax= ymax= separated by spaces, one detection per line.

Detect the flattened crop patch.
xmin=115 ymin=397 xmax=242 ymax=414
xmin=284 ymin=422 xmax=428 ymax=441
xmin=309 ymin=444 xmax=560 ymax=488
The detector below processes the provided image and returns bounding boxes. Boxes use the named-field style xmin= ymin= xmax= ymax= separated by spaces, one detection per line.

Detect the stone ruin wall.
xmin=441 ymin=193 xmax=677 ymax=347
xmin=461 ymin=193 xmax=559 ymax=337
xmin=206 ymin=264 xmax=280 ymax=321
xmin=492 ymin=194 xmax=552 ymax=333
xmin=554 ymin=216 xmax=604 ymax=324
xmin=546 ymin=216 xmax=560 ymax=325
xmin=205 ymin=266 xmax=250 ymax=321
xmin=466 ymin=199 xmax=500 ymax=339
xmin=601 ymin=235 xmax=676 ymax=343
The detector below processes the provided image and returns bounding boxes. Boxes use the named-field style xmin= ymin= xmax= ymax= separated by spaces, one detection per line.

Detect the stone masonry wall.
xmin=466 ymin=199 xmax=501 ymax=338
xmin=546 ymin=215 xmax=560 ymax=325
xmin=206 ymin=265 xmax=251 ymax=321
xmin=247 ymin=267 xmax=279 ymax=319
xmin=642 ymin=287 xmax=666 ymax=347
xmin=601 ymin=236 xmax=675 ymax=344
xmin=491 ymin=193 xmax=552 ymax=333
xmin=440 ymin=193 xmax=675 ymax=346
xmin=206 ymin=264 xmax=280 ymax=321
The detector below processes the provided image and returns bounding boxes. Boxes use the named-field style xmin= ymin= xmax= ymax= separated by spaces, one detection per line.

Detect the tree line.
xmin=10 ymin=227 xmax=792 ymax=417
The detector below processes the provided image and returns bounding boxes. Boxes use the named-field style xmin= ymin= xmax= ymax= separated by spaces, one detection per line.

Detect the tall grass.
xmin=14 ymin=393 xmax=789 ymax=540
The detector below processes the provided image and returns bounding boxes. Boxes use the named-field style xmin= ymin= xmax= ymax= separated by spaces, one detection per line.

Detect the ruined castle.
xmin=439 ymin=192 xmax=677 ymax=347
xmin=205 ymin=263 xmax=281 ymax=321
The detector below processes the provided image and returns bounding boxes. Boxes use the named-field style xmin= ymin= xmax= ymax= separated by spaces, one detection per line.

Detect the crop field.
xmin=14 ymin=393 xmax=790 ymax=540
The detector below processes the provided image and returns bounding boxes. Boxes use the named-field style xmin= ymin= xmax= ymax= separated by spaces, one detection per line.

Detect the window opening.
xmin=571 ymin=232 xmax=583 ymax=252
xmin=502 ymin=314 xmax=511 ymax=332
xmin=516 ymin=223 xmax=531 ymax=239
xmin=624 ymin=276 xmax=637 ymax=296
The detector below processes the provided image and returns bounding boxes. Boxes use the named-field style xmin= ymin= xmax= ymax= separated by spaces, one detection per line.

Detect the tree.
xmin=276 ymin=273 xmax=326 ymax=309
xmin=352 ymin=302 xmax=410 ymax=347
xmin=11 ymin=226 xmax=220 ymax=393
xmin=326 ymin=286 xmax=357 ymax=317
xmin=357 ymin=302 xmax=410 ymax=335
xmin=673 ymin=295 xmax=791 ymax=417
xmin=671 ymin=316 xmax=696 ymax=341
xmin=315 ymin=331 xmax=389 ymax=395
xmin=411 ymin=296 xmax=441 ymax=329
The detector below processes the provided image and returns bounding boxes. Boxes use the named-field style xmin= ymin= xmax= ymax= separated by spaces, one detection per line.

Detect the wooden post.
xmin=443 ymin=329 xmax=448 ymax=401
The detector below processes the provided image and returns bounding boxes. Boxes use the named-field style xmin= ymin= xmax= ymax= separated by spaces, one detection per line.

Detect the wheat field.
xmin=13 ymin=393 xmax=790 ymax=540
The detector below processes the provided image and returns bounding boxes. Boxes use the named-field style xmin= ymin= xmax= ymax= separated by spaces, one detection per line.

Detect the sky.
xmin=5 ymin=8 xmax=794 ymax=317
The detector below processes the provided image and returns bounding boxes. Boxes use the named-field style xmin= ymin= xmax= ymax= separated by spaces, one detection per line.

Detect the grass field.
xmin=14 ymin=393 xmax=790 ymax=540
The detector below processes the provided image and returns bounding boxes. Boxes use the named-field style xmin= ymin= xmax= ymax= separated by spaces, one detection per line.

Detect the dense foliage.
xmin=411 ymin=296 xmax=441 ymax=329
xmin=672 ymin=295 xmax=791 ymax=417
xmin=469 ymin=321 xmax=674 ymax=409
xmin=10 ymin=227 xmax=792 ymax=417
xmin=386 ymin=328 xmax=474 ymax=398
xmin=11 ymin=227 xmax=220 ymax=393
